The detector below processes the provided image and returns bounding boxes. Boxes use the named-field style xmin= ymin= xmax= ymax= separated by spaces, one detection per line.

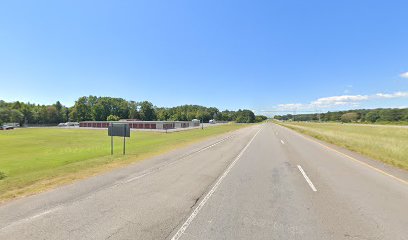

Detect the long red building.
xmin=79 ymin=120 xmax=200 ymax=130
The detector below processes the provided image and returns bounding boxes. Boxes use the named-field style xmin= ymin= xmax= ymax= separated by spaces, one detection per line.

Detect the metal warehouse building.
xmin=79 ymin=120 xmax=200 ymax=130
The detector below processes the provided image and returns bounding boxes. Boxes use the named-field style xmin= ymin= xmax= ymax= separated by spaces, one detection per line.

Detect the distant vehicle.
xmin=191 ymin=119 xmax=201 ymax=127
xmin=66 ymin=122 xmax=79 ymax=127
xmin=209 ymin=119 xmax=216 ymax=124
xmin=0 ymin=125 xmax=14 ymax=130
xmin=58 ymin=122 xmax=79 ymax=127
xmin=4 ymin=122 xmax=19 ymax=127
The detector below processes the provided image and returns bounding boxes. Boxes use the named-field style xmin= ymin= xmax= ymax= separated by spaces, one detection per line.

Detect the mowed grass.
xmin=0 ymin=124 xmax=246 ymax=202
xmin=277 ymin=121 xmax=408 ymax=171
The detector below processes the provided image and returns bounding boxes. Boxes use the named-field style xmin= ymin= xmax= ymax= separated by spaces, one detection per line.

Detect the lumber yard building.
xmin=79 ymin=119 xmax=200 ymax=130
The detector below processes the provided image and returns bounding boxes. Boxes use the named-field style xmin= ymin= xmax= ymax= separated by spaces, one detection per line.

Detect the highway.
xmin=0 ymin=123 xmax=407 ymax=239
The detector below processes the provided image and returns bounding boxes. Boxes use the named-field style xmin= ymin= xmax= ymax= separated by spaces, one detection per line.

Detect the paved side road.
xmin=1 ymin=123 xmax=408 ymax=239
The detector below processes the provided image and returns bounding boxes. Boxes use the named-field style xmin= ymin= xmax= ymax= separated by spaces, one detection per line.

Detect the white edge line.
xmin=123 ymin=172 xmax=151 ymax=183
xmin=277 ymin=123 xmax=408 ymax=186
xmin=0 ymin=206 xmax=61 ymax=232
xmin=195 ymin=135 xmax=232 ymax=154
xmin=297 ymin=165 xmax=317 ymax=192
xmin=171 ymin=126 xmax=263 ymax=240
xmin=1 ymin=135 xmax=236 ymax=231
xmin=123 ymin=135 xmax=233 ymax=184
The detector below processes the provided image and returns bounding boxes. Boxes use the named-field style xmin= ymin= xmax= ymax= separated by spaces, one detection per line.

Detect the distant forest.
xmin=274 ymin=108 xmax=408 ymax=124
xmin=0 ymin=96 xmax=267 ymax=125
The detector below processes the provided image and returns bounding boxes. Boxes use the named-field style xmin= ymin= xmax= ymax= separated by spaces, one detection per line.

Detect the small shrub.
xmin=0 ymin=171 xmax=6 ymax=180
xmin=107 ymin=115 xmax=120 ymax=121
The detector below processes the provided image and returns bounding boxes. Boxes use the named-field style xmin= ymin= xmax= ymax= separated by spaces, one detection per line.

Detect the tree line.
xmin=274 ymin=108 xmax=408 ymax=123
xmin=0 ymin=96 xmax=267 ymax=125
xmin=0 ymin=100 xmax=69 ymax=125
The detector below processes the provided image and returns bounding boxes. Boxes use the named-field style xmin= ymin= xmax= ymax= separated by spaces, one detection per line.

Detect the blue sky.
xmin=0 ymin=0 xmax=407 ymax=114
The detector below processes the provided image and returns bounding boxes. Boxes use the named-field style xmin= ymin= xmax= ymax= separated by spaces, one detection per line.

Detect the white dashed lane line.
xmin=297 ymin=165 xmax=317 ymax=192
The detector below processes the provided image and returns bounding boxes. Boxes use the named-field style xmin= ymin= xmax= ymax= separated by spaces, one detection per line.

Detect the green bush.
xmin=107 ymin=115 xmax=120 ymax=121
xmin=0 ymin=171 xmax=6 ymax=180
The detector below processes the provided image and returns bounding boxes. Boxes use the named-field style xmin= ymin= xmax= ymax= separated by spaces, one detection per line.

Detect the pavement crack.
xmin=344 ymin=233 xmax=374 ymax=240
xmin=105 ymin=226 xmax=125 ymax=240
xmin=191 ymin=197 xmax=200 ymax=209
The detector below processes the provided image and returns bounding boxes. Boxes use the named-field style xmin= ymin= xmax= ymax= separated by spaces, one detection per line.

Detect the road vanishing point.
xmin=1 ymin=123 xmax=407 ymax=239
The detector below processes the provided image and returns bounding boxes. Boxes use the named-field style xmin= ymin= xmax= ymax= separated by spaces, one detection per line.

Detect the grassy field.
xmin=277 ymin=121 xmax=408 ymax=171
xmin=0 ymin=124 xmax=247 ymax=202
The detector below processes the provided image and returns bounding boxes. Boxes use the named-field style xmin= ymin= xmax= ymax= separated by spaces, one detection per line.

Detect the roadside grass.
xmin=0 ymin=124 xmax=247 ymax=203
xmin=276 ymin=121 xmax=408 ymax=171
xmin=345 ymin=121 xmax=408 ymax=126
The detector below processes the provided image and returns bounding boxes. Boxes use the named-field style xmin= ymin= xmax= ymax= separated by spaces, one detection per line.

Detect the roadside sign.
xmin=108 ymin=123 xmax=130 ymax=137
xmin=108 ymin=123 xmax=130 ymax=155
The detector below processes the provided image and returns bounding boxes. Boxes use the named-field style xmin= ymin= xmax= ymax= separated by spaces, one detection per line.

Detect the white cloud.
xmin=270 ymin=91 xmax=408 ymax=112
xmin=400 ymin=72 xmax=408 ymax=78
xmin=311 ymin=95 xmax=369 ymax=108
xmin=276 ymin=103 xmax=304 ymax=110
xmin=375 ymin=92 xmax=408 ymax=99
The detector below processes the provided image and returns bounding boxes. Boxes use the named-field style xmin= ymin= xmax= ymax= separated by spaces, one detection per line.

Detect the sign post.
xmin=123 ymin=124 xmax=126 ymax=155
xmin=111 ymin=132 xmax=113 ymax=155
xmin=108 ymin=123 xmax=130 ymax=155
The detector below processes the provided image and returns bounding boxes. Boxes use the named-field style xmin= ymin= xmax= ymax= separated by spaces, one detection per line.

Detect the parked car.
xmin=0 ymin=125 xmax=14 ymax=130
xmin=58 ymin=123 xmax=67 ymax=127
xmin=66 ymin=122 xmax=79 ymax=127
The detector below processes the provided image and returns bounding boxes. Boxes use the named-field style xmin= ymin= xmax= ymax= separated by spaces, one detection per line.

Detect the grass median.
xmin=0 ymin=124 xmax=247 ymax=203
xmin=276 ymin=121 xmax=408 ymax=171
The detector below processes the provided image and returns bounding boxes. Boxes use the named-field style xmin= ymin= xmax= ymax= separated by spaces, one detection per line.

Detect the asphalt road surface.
xmin=0 ymin=123 xmax=407 ymax=239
